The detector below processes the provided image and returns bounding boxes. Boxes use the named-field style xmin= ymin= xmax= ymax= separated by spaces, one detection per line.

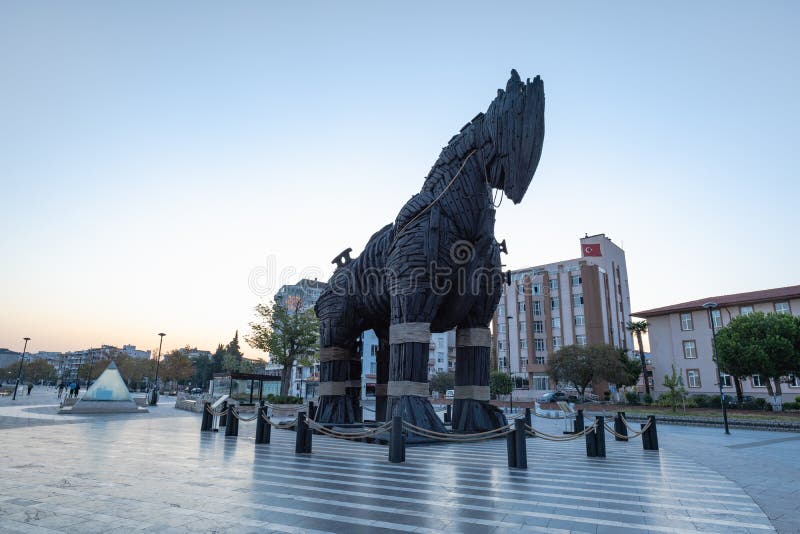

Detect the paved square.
xmin=0 ymin=393 xmax=783 ymax=533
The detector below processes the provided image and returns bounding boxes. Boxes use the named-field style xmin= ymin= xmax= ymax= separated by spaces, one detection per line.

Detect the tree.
xmin=547 ymin=344 xmax=629 ymax=400
xmin=77 ymin=359 xmax=110 ymax=384
xmin=161 ymin=351 xmax=194 ymax=386
xmin=715 ymin=312 xmax=800 ymax=405
xmin=615 ymin=349 xmax=644 ymax=391
xmin=246 ymin=302 xmax=319 ymax=396
xmin=429 ymin=371 xmax=455 ymax=395
xmin=626 ymin=320 xmax=650 ymax=395
xmin=211 ymin=344 xmax=226 ymax=374
xmin=20 ymin=359 xmax=58 ymax=384
xmin=227 ymin=331 xmax=244 ymax=361
xmin=661 ymin=364 xmax=686 ymax=412
xmin=489 ymin=371 xmax=513 ymax=397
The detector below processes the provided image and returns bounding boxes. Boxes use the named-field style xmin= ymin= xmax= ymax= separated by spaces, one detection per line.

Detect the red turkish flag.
xmin=582 ymin=243 xmax=601 ymax=257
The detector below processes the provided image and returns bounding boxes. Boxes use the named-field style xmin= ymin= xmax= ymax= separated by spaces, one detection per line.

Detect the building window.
xmin=775 ymin=302 xmax=791 ymax=314
xmin=575 ymin=315 xmax=585 ymax=326
xmin=518 ymin=284 xmax=525 ymax=294
xmin=720 ymin=373 xmax=733 ymax=388
xmin=532 ymin=301 xmax=542 ymax=316
xmin=682 ymin=340 xmax=697 ymax=359
xmin=499 ymin=357 xmax=506 ymax=368
xmin=534 ymin=339 xmax=545 ymax=352
xmin=680 ymin=313 xmax=694 ymax=331
xmin=552 ymin=336 xmax=561 ymax=350
xmin=519 ymin=340 xmax=527 ymax=350
xmin=551 ymin=317 xmax=561 ymax=329
xmin=571 ymin=275 xmax=582 ymax=287
xmin=550 ymin=297 xmax=560 ymax=310
xmin=532 ymin=283 xmax=541 ymax=295
xmin=520 ymin=358 xmax=528 ymax=368
xmin=533 ymin=374 xmax=549 ymax=390
xmin=370 ymin=345 xmax=378 ymax=356
xmin=498 ymin=323 xmax=506 ymax=333
xmin=519 ymin=302 xmax=526 ymax=313
xmin=740 ymin=306 xmax=754 ymax=316
xmin=576 ymin=335 xmax=587 ymax=346
xmin=535 ymin=355 xmax=545 ymax=365
xmin=370 ymin=362 xmax=376 ymax=374
xmin=687 ymin=369 xmax=701 ymax=388
xmin=519 ymin=320 xmax=526 ymax=334
xmin=534 ymin=321 xmax=544 ymax=333
xmin=711 ymin=309 xmax=722 ymax=329
xmin=549 ymin=278 xmax=558 ymax=290
xmin=572 ymin=294 xmax=584 ymax=307
xmin=752 ymin=374 xmax=765 ymax=387
xmin=498 ymin=341 xmax=503 ymax=350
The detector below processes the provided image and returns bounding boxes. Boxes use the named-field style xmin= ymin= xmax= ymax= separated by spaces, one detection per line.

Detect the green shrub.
xmin=795 ymin=396 xmax=800 ymax=405
xmin=265 ymin=394 xmax=303 ymax=404
xmin=692 ymin=394 xmax=710 ymax=408
xmin=782 ymin=401 xmax=798 ymax=411
xmin=755 ymin=397 xmax=768 ymax=409
xmin=643 ymin=393 xmax=653 ymax=405
xmin=603 ymin=391 xmax=611 ymax=401
xmin=708 ymin=394 xmax=721 ymax=407
xmin=625 ymin=391 xmax=640 ymax=405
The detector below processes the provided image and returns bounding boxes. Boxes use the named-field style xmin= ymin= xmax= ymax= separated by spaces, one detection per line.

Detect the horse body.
xmin=315 ymin=70 xmax=544 ymax=433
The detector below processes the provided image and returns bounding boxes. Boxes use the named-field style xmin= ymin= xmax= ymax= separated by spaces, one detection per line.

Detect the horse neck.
xmin=421 ymin=151 xmax=492 ymax=237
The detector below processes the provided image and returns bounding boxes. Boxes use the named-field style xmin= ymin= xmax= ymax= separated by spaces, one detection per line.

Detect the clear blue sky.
xmin=1 ymin=1 xmax=798 ymax=356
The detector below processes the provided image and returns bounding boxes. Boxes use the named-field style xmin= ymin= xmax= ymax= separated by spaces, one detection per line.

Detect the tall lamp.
xmin=149 ymin=333 xmax=166 ymax=406
xmin=703 ymin=302 xmax=730 ymax=435
xmin=12 ymin=337 xmax=30 ymax=401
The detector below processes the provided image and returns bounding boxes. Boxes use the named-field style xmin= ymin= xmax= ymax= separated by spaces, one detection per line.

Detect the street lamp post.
xmin=12 ymin=337 xmax=30 ymax=401
xmin=703 ymin=302 xmax=730 ymax=435
xmin=149 ymin=333 xmax=166 ymax=406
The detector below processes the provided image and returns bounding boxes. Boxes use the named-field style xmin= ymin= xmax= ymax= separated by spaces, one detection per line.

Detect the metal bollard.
xmin=225 ymin=408 xmax=239 ymax=436
xmin=201 ymin=402 xmax=212 ymax=432
xmin=506 ymin=422 xmax=518 ymax=468
xmin=389 ymin=415 xmax=405 ymax=463
xmin=525 ymin=407 xmax=532 ymax=428
xmin=585 ymin=424 xmax=597 ymax=457
xmin=514 ymin=417 xmax=527 ymax=468
xmin=573 ymin=409 xmax=585 ymax=434
xmin=308 ymin=401 xmax=316 ymax=420
xmin=642 ymin=415 xmax=659 ymax=451
xmin=295 ymin=412 xmax=312 ymax=453
xmin=255 ymin=405 xmax=271 ymax=444
xmin=444 ymin=404 xmax=452 ymax=424
xmin=614 ymin=411 xmax=628 ymax=442
xmin=219 ymin=401 xmax=228 ymax=427
xmin=595 ymin=416 xmax=606 ymax=458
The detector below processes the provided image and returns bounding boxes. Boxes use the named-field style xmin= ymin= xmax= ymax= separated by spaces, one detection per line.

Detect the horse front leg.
xmin=452 ymin=325 xmax=507 ymax=432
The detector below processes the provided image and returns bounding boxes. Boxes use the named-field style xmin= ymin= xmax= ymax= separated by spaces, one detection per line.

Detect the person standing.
xmin=57 ymin=383 xmax=65 ymax=398
xmin=27 ymin=383 xmax=33 ymax=395
xmin=69 ymin=382 xmax=77 ymax=398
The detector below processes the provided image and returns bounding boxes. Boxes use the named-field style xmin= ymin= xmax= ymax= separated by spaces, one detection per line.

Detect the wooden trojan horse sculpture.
xmin=314 ymin=70 xmax=545 ymax=434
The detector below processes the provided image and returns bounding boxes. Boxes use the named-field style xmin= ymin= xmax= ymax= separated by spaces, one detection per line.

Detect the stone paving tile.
xmin=0 ymin=394 xmax=786 ymax=533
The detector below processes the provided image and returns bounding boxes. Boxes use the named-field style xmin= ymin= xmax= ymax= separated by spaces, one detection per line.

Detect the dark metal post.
xmin=445 ymin=404 xmax=452 ymax=424
xmin=219 ymin=400 xmax=228 ymax=427
xmin=614 ymin=411 xmax=628 ymax=441
xmin=225 ymin=407 xmax=238 ymax=436
xmin=506 ymin=422 xmax=518 ymax=467
xmin=389 ymin=415 xmax=405 ymax=463
xmin=149 ymin=333 xmax=166 ymax=406
xmin=574 ymin=409 xmax=585 ymax=434
xmin=595 ymin=416 xmax=606 ymax=458
xmin=585 ymin=424 xmax=597 ymax=457
xmin=201 ymin=402 xmax=212 ymax=431
xmin=525 ymin=407 xmax=532 ymax=428
xmin=514 ymin=417 xmax=527 ymax=468
xmin=255 ymin=404 xmax=271 ymax=444
xmin=704 ymin=303 xmax=730 ymax=434
xmin=12 ymin=337 xmax=30 ymax=401
xmin=642 ymin=415 xmax=659 ymax=451
xmin=295 ymin=412 xmax=311 ymax=453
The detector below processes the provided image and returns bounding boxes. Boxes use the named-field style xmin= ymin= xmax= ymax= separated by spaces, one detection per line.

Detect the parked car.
xmin=539 ymin=391 xmax=579 ymax=403
xmin=445 ymin=389 xmax=455 ymax=399
xmin=190 ymin=387 xmax=203 ymax=394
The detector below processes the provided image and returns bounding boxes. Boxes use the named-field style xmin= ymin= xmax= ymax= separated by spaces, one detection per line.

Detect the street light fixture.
xmin=149 ymin=333 xmax=166 ymax=406
xmin=703 ymin=302 xmax=730 ymax=435
xmin=12 ymin=337 xmax=30 ymax=401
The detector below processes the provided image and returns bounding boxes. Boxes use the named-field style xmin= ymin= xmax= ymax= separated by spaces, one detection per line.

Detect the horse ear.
xmin=506 ymin=69 xmax=521 ymax=91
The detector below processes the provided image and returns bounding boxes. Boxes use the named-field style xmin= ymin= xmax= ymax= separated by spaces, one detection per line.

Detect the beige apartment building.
xmin=493 ymin=234 xmax=633 ymax=400
xmin=632 ymin=285 xmax=800 ymax=401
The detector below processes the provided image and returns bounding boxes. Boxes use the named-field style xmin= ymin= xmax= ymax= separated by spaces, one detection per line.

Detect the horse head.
xmin=479 ymin=70 xmax=545 ymax=205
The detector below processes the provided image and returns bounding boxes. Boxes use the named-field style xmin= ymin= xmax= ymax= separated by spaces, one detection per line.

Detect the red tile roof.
xmin=632 ymin=285 xmax=800 ymax=318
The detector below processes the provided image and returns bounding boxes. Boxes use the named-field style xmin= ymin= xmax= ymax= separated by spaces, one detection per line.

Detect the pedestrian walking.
xmin=27 ymin=383 xmax=33 ymax=395
xmin=69 ymin=382 xmax=76 ymax=398
xmin=57 ymin=383 xmax=65 ymax=398
xmin=75 ymin=383 xmax=81 ymax=397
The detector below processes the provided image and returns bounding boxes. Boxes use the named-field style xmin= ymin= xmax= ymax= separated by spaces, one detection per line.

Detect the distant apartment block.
xmin=494 ymin=234 xmax=633 ymax=399
xmin=632 ymin=285 xmax=800 ymax=401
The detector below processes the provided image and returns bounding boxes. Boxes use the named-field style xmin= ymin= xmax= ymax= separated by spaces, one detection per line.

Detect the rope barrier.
xmin=205 ymin=405 xmax=229 ymax=417
xmin=606 ymin=418 xmax=653 ymax=439
xmin=402 ymin=421 xmax=515 ymax=442
xmin=230 ymin=408 xmax=258 ymax=422
xmin=524 ymin=422 xmax=597 ymax=441
xmin=306 ymin=418 xmax=393 ymax=440
xmin=620 ymin=415 xmax=652 ymax=433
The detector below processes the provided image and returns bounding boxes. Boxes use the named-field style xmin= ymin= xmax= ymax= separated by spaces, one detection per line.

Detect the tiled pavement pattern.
xmin=0 ymin=394 xmax=783 ymax=533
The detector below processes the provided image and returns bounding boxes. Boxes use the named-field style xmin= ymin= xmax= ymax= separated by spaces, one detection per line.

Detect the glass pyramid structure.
xmin=82 ymin=361 xmax=134 ymax=401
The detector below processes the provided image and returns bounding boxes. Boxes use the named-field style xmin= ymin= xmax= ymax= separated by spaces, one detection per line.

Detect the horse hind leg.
xmin=316 ymin=301 xmax=362 ymax=424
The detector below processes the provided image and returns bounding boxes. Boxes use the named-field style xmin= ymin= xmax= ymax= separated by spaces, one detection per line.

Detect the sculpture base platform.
xmin=60 ymin=400 xmax=148 ymax=414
